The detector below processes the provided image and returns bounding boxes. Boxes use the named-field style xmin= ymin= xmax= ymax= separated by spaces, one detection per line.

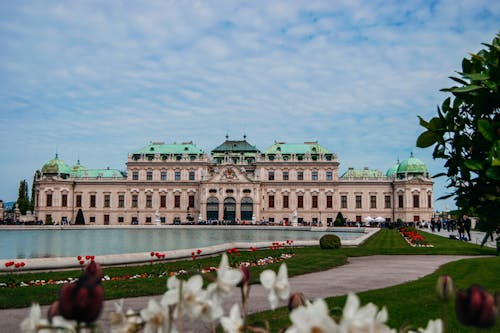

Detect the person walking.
xmin=464 ymin=214 xmax=472 ymax=241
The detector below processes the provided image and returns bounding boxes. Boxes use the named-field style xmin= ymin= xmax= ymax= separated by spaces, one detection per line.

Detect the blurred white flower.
xmin=287 ymin=298 xmax=338 ymax=333
xmin=140 ymin=299 xmax=172 ymax=333
xmin=191 ymin=289 xmax=224 ymax=323
xmin=20 ymin=304 xmax=48 ymax=333
xmin=339 ymin=293 xmax=396 ymax=333
xmin=208 ymin=253 xmax=243 ymax=301
xmin=163 ymin=275 xmax=182 ymax=306
xmin=409 ymin=319 xmax=443 ymax=333
xmin=220 ymin=304 xmax=244 ymax=333
xmin=260 ymin=263 xmax=290 ymax=310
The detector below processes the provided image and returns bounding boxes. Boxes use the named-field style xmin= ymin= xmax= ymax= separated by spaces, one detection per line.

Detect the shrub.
xmin=319 ymin=234 xmax=341 ymax=249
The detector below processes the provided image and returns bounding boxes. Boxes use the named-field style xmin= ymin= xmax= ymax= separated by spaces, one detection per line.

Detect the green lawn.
xmin=0 ymin=228 xmax=495 ymax=309
xmin=248 ymin=256 xmax=500 ymax=332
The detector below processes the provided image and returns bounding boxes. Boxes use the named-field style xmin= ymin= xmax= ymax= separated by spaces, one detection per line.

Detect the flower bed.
xmin=399 ymin=227 xmax=433 ymax=247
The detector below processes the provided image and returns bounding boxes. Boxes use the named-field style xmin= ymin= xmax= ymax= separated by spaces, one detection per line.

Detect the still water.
xmin=0 ymin=228 xmax=362 ymax=259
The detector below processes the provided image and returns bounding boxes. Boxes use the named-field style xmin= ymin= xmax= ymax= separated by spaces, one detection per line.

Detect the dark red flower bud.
xmin=239 ymin=265 xmax=251 ymax=285
xmin=47 ymin=300 xmax=60 ymax=321
xmin=436 ymin=275 xmax=454 ymax=302
xmin=456 ymin=285 xmax=497 ymax=329
xmin=288 ymin=292 xmax=307 ymax=311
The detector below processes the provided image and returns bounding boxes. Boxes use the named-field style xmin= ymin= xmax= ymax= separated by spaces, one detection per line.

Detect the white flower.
xmin=220 ymin=304 xmax=244 ymax=333
xmin=339 ymin=293 xmax=396 ymax=333
xmin=260 ymin=263 xmax=290 ymax=310
xmin=140 ymin=299 xmax=171 ymax=333
xmin=20 ymin=303 xmax=48 ymax=333
xmin=409 ymin=319 xmax=443 ymax=333
xmin=190 ymin=289 xmax=224 ymax=323
xmin=207 ymin=253 xmax=242 ymax=301
xmin=287 ymin=298 xmax=338 ymax=333
xmin=163 ymin=275 xmax=182 ymax=306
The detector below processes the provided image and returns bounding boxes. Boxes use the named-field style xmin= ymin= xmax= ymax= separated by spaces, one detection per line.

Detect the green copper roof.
xmin=265 ymin=142 xmax=332 ymax=155
xmin=397 ymin=153 xmax=428 ymax=174
xmin=341 ymin=168 xmax=385 ymax=178
xmin=212 ymin=140 xmax=259 ymax=153
xmin=41 ymin=155 xmax=72 ymax=174
xmin=71 ymin=160 xmax=87 ymax=173
xmin=132 ymin=142 xmax=204 ymax=155
xmin=386 ymin=161 xmax=399 ymax=177
xmin=72 ymin=168 xmax=125 ymax=178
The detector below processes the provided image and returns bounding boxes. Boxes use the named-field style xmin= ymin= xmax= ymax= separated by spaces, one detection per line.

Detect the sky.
xmin=0 ymin=0 xmax=498 ymax=211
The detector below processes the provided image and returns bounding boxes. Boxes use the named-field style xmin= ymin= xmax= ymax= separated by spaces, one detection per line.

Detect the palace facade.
xmin=33 ymin=137 xmax=433 ymax=225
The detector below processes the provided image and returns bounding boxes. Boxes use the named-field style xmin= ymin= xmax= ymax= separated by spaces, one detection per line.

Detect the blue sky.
xmin=0 ymin=0 xmax=498 ymax=211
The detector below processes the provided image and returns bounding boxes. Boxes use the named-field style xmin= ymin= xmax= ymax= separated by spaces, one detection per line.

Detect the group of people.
xmin=418 ymin=215 xmax=472 ymax=241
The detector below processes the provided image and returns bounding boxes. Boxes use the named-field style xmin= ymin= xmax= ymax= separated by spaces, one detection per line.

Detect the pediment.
xmin=206 ymin=165 xmax=253 ymax=183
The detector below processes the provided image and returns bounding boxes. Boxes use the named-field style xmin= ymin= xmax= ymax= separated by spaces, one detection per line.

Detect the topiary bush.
xmin=319 ymin=234 xmax=341 ymax=249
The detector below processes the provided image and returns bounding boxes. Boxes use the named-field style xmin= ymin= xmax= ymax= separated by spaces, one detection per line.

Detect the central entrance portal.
xmin=240 ymin=197 xmax=253 ymax=222
xmin=223 ymin=197 xmax=236 ymax=221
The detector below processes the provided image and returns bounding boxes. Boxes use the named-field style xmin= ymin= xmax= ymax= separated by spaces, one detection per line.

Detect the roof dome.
xmin=396 ymin=153 xmax=428 ymax=175
xmin=386 ymin=161 xmax=400 ymax=177
xmin=41 ymin=154 xmax=72 ymax=175
xmin=71 ymin=160 xmax=87 ymax=173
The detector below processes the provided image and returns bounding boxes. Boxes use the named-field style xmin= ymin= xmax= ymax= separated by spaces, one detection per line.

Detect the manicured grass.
xmin=248 ymin=256 xmax=500 ymax=333
xmin=0 ymin=228 xmax=495 ymax=309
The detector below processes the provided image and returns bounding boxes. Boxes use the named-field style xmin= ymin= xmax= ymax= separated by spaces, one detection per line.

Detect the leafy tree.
xmin=16 ymin=180 xmax=30 ymax=215
xmin=75 ymin=208 xmax=85 ymax=225
xmin=417 ymin=33 xmax=500 ymax=244
xmin=334 ymin=212 xmax=346 ymax=226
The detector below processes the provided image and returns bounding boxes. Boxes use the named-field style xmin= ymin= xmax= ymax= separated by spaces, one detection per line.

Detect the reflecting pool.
xmin=0 ymin=227 xmax=364 ymax=259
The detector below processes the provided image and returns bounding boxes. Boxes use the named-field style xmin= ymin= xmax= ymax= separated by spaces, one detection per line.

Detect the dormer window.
xmin=150 ymin=147 xmax=155 ymax=151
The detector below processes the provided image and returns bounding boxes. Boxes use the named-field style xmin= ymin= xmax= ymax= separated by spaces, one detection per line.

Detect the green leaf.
xmin=451 ymin=85 xmax=483 ymax=93
xmin=431 ymin=172 xmax=447 ymax=178
xmin=492 ymin=157 xmax=500 ymax=167
xmin=418 ymin=115 xmax=429 ymax=128
xmin=478 ymin=119 xmax=495 ymax=141
xmin=485 ymin=167 xmax=500 ymax=180
xmin=449 ymin=76 xmax=468 ymax=85
xmin=416 ymin=131 xmax=439 ymax=148
xmin=428 ymin=117 xmax=443 ymax=131
xmin=437 ymin=193 xmax=455 ymax=200
xmin=464 ymin=160 xmax=483 ymax=171
xmin=464 ymin=72 xmax=490 ymax=81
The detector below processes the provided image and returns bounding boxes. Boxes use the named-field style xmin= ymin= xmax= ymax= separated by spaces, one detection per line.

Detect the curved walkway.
xmin=0 ymin=255 xmax=479 ymax=332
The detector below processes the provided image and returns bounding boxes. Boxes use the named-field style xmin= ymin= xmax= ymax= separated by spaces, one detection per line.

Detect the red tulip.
xmin=150 ymin=251 xmax=155 ymax=257
xmin=197 ymin=249 xmax=202 ymax=255
xmin=456 ymin=285 xmax=497 ymax=329
xmin=58 ymin=261 xmax=104 ymax=323
xmin=77 ymin=256 xmax=82 ymax=261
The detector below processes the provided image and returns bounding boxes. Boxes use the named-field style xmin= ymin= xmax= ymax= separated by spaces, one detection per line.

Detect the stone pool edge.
xmin=1 ymin=228 xmax=379 ymax=272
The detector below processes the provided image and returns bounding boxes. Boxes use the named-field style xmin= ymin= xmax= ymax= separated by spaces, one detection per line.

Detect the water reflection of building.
xmin=33 ymin=136 xmax=433 ymax=225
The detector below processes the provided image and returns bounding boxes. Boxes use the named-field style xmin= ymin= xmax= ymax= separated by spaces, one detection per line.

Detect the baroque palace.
xmin=34 ymin=136 xmax=433 ymax=225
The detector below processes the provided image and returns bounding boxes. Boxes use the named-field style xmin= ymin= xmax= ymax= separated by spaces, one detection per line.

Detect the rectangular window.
xmin=146 ymin=195 xmax=152 ymax=208
xmin=297 ymin=195 xmax=304 ymax=208
xmin=175 ymin=171 xmax=181 ymax=181
xmin=398 ymin=195 xmax=404 ymax=208
xmin=341 ymin=195 xmax=347 ymax=209
xmin=76 ymin=195 xmax=82 ymax=208
xmin=326 ymin=171 xmax=333 ymax=181
xmin=413 ymin=195 xmax=420 ymax=208
xmin=90 ymin=194 xmax=96 ymax=208
xmin=118 ymin=216 xmax=124 ymax=223
xmin=268 ymin=171 xmax=275 ymax=181
xmin=90 ymin=216 xmax=96 ymax=223
xmin=104 ymin=194 xmax=110 ymax=208
xmin=146 ymin=217 xmax=152 ymax=223
xmin=355 ymin=195 xmax=362 ymax=209
xmin=174 ymin=195 xmax=181 ymax=208
xmin=385 ymin=196 xmax=391 ymax=209
xmin=160 ymin=217 xmax=166 ymax=223
xmin=283 ymin=195 xmax=289 ymax=209
xmin=188 ymin=195 xmax=195 ymax=208
xmin=326 ymin=195 xmax=333 ymax=208
xmin=370 ymin=195 xmax=376 ymax=209
xmin=132 ymin=195 xmax=138 ymax=208
xmin=312 ymin=171 xmax=318 ymax=181
xmin=283 ymin=171 xmax=289 ymax=181
xmin=147 ymin=171 xmax=153 ymax=181
xmin=61 ymin=194 xmax=68 ymax=207
xmin=312 ymin=195 xmax=318 ymax=208
xmin=189 ymin=171 xmax=195 ymax=181
xmin=297 ymin=171 xmax=304 ymax=181
xmin=104 ymin=214 xmax=110 ymax=225
xmin=132 ymin=171 xmax=139 ymax=180
xmin=428 ymin=195 xmax=432 ymax=208
xmin=160 ymin=195 xmax=167 ymax=208
xmin=118 ymin=195 xmax=125 ymax=208
xmin=161 ymin=171 xmax=167 ymax=181
xmin=269 ymin=195 xmax=275 ymax=208
xmin=46 ymin=194 xmax=53 ymax=207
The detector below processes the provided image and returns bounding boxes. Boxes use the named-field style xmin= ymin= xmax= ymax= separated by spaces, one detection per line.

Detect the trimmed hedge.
xmin=319 ymin=234 xmax=341 ymax=249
